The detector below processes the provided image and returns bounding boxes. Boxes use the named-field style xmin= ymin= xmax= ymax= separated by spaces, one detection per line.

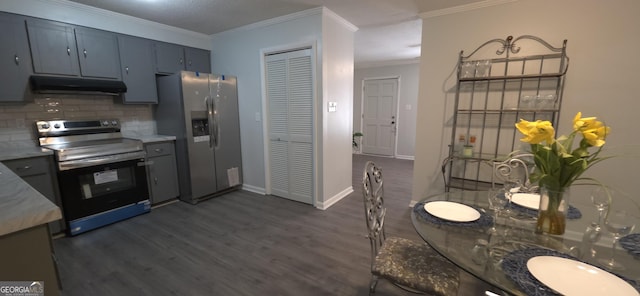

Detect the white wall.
xmin=354 ymin=63 xmax=420 ymax=159
xmin=211 ymin=8 xmax=356 ymax=208
xmin=0 ymin=0 xmax=211 ymax=49
xmin=211 ymin=9 xmax=324 ymax=196
xmin=412 ymin=0 xmax=640 ymax=206
xmin=320 ymin=11 xmax=357 ymax=208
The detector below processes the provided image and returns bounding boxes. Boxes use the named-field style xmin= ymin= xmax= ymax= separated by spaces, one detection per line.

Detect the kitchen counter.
xmin=128 ymin=134 xmax=176 ymax=144
xmin=0 ymin=146 xmax=53 ymax=162
xmin=0 ymin=162 xmax=62 ymax=237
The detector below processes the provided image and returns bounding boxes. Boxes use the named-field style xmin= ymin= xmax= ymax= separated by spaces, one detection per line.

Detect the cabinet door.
xmin=118 ymin=35 xmax=158 ymax=104
xmin=184 ymin=47 xmax=211 ymax=73
xmin=146 ymin=142 xmax=180 ymax=204
xmin=154 ymin=42 xmax=184 ymax=74
xmin=0 ymin=13 xmax=32 ymax=102
xmin=74 ymin=27 xmax=121 ymax=79
xmin=27 ymin=18 xmax=79 ymax=76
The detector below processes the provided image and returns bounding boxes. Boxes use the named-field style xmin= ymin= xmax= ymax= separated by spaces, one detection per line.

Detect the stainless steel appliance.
xmin=36 ymin=119 xmax=150 ymax=236
xmin=155 ymin=71 xmax=242 ymax=204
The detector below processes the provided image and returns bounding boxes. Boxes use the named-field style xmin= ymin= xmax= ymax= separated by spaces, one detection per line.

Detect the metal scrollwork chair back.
xmin=362 ymin=161 xmax=460 ymax=296
xmin=493 ymin=153 xmax=538 ymax=192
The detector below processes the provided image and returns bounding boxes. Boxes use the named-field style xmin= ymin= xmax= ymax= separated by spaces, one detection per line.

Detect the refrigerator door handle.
xmin=212 ymin=97 xmax=219 ymax=148
xmin=206 ymin=95 xmax=215 ymax=149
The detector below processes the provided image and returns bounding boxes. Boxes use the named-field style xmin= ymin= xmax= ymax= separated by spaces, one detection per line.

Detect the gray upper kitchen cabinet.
xmin=118 ymin=35 xmax=158 ymax=104
xmin=154 ymin=42 xmax=185 ymax=74
xmin=2 ymin=156 xmax=64 ymax=234
xmin=0 ymin=13 xmax=33 ymax=102
xmin=27 ymin=18 xmax=121 ymax=79
xmin=155 ymin=42 xmax=211 ymax=74
xmin=145 ymin=141 xmax=180 ymax=205
xmin=184 ymin=47 xmax=211 ymax=73
xmin=27 ymin=18 xmax=79 ymax=77
xmin=74 ymin=27 xmax=121 ymax=79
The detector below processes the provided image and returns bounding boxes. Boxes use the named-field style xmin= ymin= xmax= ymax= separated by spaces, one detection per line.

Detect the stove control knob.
xmin=111 ymin=120 xmax=118 ymax=126
xmin=102 ymin=120 xmax=110 ymax=126
xmin=41 ymin=123 xmax=50 ymax=129
xmin=53 ymin=123 xmax=61 ymax=129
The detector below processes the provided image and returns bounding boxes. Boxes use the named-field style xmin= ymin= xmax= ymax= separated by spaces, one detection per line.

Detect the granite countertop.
xmin=0 ymin=163 xmax=62 ymax=237
xmin=0 ymin=146 xmax=53 ymax=162
xmin=127 ymin=134 xmax=176 ymax=144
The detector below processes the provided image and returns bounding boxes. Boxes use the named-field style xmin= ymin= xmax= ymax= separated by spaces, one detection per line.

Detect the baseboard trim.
xmin=242 ymin=184 xmax=266 ymax=195
xmin=395 ymin=155 xmax=415 ymax=160
xmin=317 ymin=186 xmax=353 ymax=210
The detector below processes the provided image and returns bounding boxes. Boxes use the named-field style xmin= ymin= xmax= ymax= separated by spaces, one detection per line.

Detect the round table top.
xmin=411 ymin=190 xmax=640 ymax=296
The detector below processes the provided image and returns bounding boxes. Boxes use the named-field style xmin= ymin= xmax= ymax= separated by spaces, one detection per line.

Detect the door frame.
xmin=259 ymin=40 xmax=318 ymax=206
xmin=359 ymin=76 xmax=401 ymax=157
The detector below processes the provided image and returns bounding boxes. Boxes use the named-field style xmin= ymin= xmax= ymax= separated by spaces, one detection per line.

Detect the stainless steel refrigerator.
xmin=155 ymin=71 xmax=242 ymax=204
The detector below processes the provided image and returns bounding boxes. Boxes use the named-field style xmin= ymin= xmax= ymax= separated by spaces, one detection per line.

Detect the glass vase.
xmin=536 ymin=186 xmax=570 ymax=235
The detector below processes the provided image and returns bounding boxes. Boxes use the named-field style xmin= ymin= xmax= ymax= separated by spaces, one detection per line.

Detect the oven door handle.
xmin=57 ymin=151 xmax=146 ymax=171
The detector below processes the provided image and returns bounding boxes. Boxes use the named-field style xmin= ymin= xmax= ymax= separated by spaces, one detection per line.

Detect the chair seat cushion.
xmin=372 ymin=237 xmax=459 ymax=296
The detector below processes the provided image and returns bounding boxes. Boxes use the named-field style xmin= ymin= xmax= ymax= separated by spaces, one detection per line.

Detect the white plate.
xmin=527 ymin=256 xmax=639 ymax=296
xmin=511 ymin=193 xmax=540 ymax=210
xmin=423 ymin=201 xmax=481 ymax=222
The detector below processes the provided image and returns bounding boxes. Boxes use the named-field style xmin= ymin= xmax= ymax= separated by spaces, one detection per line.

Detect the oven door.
xmin=57 ymin=155 xmax=149 ymax=222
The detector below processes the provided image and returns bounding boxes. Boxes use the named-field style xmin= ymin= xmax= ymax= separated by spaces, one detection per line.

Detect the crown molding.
xmin=420 ymin=0 xmax=518 ymax=19
xmin=213 ymin=7 xmax=325 ymax=38
xmin=1 ymin=0 xmax=211 ymax=48
xmin=322 ymin=7 xmax=359 ymax=32
xmin=356 ymin=58 xmax=420 ymax=70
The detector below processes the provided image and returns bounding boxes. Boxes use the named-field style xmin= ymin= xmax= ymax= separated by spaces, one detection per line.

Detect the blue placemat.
xmin=499 ymin=193 xmax=582 ymax=220
xmin=501 ymin=247 xmax=640 ymax=296
xmin=413 ymin=201 xmax=493 ymax=227
xmin=620 ymin=233 xmax=640 ymax=256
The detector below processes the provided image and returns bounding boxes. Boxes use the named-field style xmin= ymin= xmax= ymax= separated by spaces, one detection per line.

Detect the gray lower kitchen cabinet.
xmin=0 ymin=12 xmax=33 ymax=102
xmin=145 ymin=141 xmax=180 ymax=204
xmin=27 ymin=18 xmax=121 ymax=79
xmin=155 ymin=42 xmax=211 ymax=74
xmin=118 ymin=35 xmax=158 ymax=104
xmin=3 ymin=156 xmax=64 ymax=234
xmin=185 ymin=47 xmax=211 ymax=73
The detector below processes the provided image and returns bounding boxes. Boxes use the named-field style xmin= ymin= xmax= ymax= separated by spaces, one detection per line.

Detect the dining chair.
xmin=492 ymin=153 xmax=537 ymax=192
xmin=362 ymin=161 xmax=460 ymax=296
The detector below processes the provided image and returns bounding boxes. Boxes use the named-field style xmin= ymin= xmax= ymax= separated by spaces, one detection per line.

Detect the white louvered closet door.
xmin=266 ymin=49 xmax=313 ymax=204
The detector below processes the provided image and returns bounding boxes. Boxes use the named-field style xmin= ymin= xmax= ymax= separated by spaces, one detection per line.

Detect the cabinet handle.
xmin=125 ymin=66 xmax=129 ymax=74
xmin=83 ymin=49 xmax=87 ymax=58
xmin=179 ymin=58 xmax=184 ymax=65
xmin=154 ymin=148 xmax=163 ymax=153
xmin=14 ymin=55 xmax=19 ymax=65
xmin=188 ymin=60 xmax=192 ymax=66
xmin=16 ymin=165 xmax=31 ymax=171
xmin=67 ymin=47 xmax=70 ymax=55
xmin=154 ymin=177 xmax=158 ymax=185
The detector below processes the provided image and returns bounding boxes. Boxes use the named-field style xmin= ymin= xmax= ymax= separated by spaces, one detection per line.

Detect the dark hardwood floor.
xmin=53 ymin=154 xmax=493 ymax=295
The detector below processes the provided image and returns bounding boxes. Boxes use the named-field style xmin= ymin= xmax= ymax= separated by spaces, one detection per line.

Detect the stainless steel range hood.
xmin=30 ymin=76 xmax=127 ymax=95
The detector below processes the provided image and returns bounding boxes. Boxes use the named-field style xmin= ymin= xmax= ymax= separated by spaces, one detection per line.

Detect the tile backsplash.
xmin=0 ymin=94 xmax=156 ymax=147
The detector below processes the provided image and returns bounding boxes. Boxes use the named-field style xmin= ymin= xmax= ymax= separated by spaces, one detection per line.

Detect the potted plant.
xmin=353 ymin=132 xmax=363 ymax=152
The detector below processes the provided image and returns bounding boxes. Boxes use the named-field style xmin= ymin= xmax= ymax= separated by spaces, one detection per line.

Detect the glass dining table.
xmin=411 ymin=190 xmax=640 ymax=296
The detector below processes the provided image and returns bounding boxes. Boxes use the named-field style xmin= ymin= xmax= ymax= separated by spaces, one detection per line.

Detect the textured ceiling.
xmin=66 ymin=0 xmax=484 ymax=66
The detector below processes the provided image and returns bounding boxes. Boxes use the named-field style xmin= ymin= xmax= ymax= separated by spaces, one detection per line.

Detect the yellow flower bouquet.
xmin=515 ymin=112 xmax=611 ymax=234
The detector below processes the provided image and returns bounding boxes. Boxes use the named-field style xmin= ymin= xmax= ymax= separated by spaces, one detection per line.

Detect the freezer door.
xmin=210 ymin=74 xmax=243 ymax=191
xmin=182 ymin=71 xmax=218 ymax=199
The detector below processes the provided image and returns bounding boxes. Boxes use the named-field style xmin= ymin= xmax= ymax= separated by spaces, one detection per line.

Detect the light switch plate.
xmin=328 ymin=102 xmax=337 ymax=112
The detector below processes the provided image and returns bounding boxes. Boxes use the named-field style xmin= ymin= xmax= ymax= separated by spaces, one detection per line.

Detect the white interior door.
xmin=362 ymin=78 xmax=398 ymax=156
xmin=265 ymin=49 xmax=313 ymax=204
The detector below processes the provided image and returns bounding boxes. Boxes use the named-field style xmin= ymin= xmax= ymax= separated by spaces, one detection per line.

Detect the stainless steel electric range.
xmin=36 ymin=119 xmax=150 ymax=236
